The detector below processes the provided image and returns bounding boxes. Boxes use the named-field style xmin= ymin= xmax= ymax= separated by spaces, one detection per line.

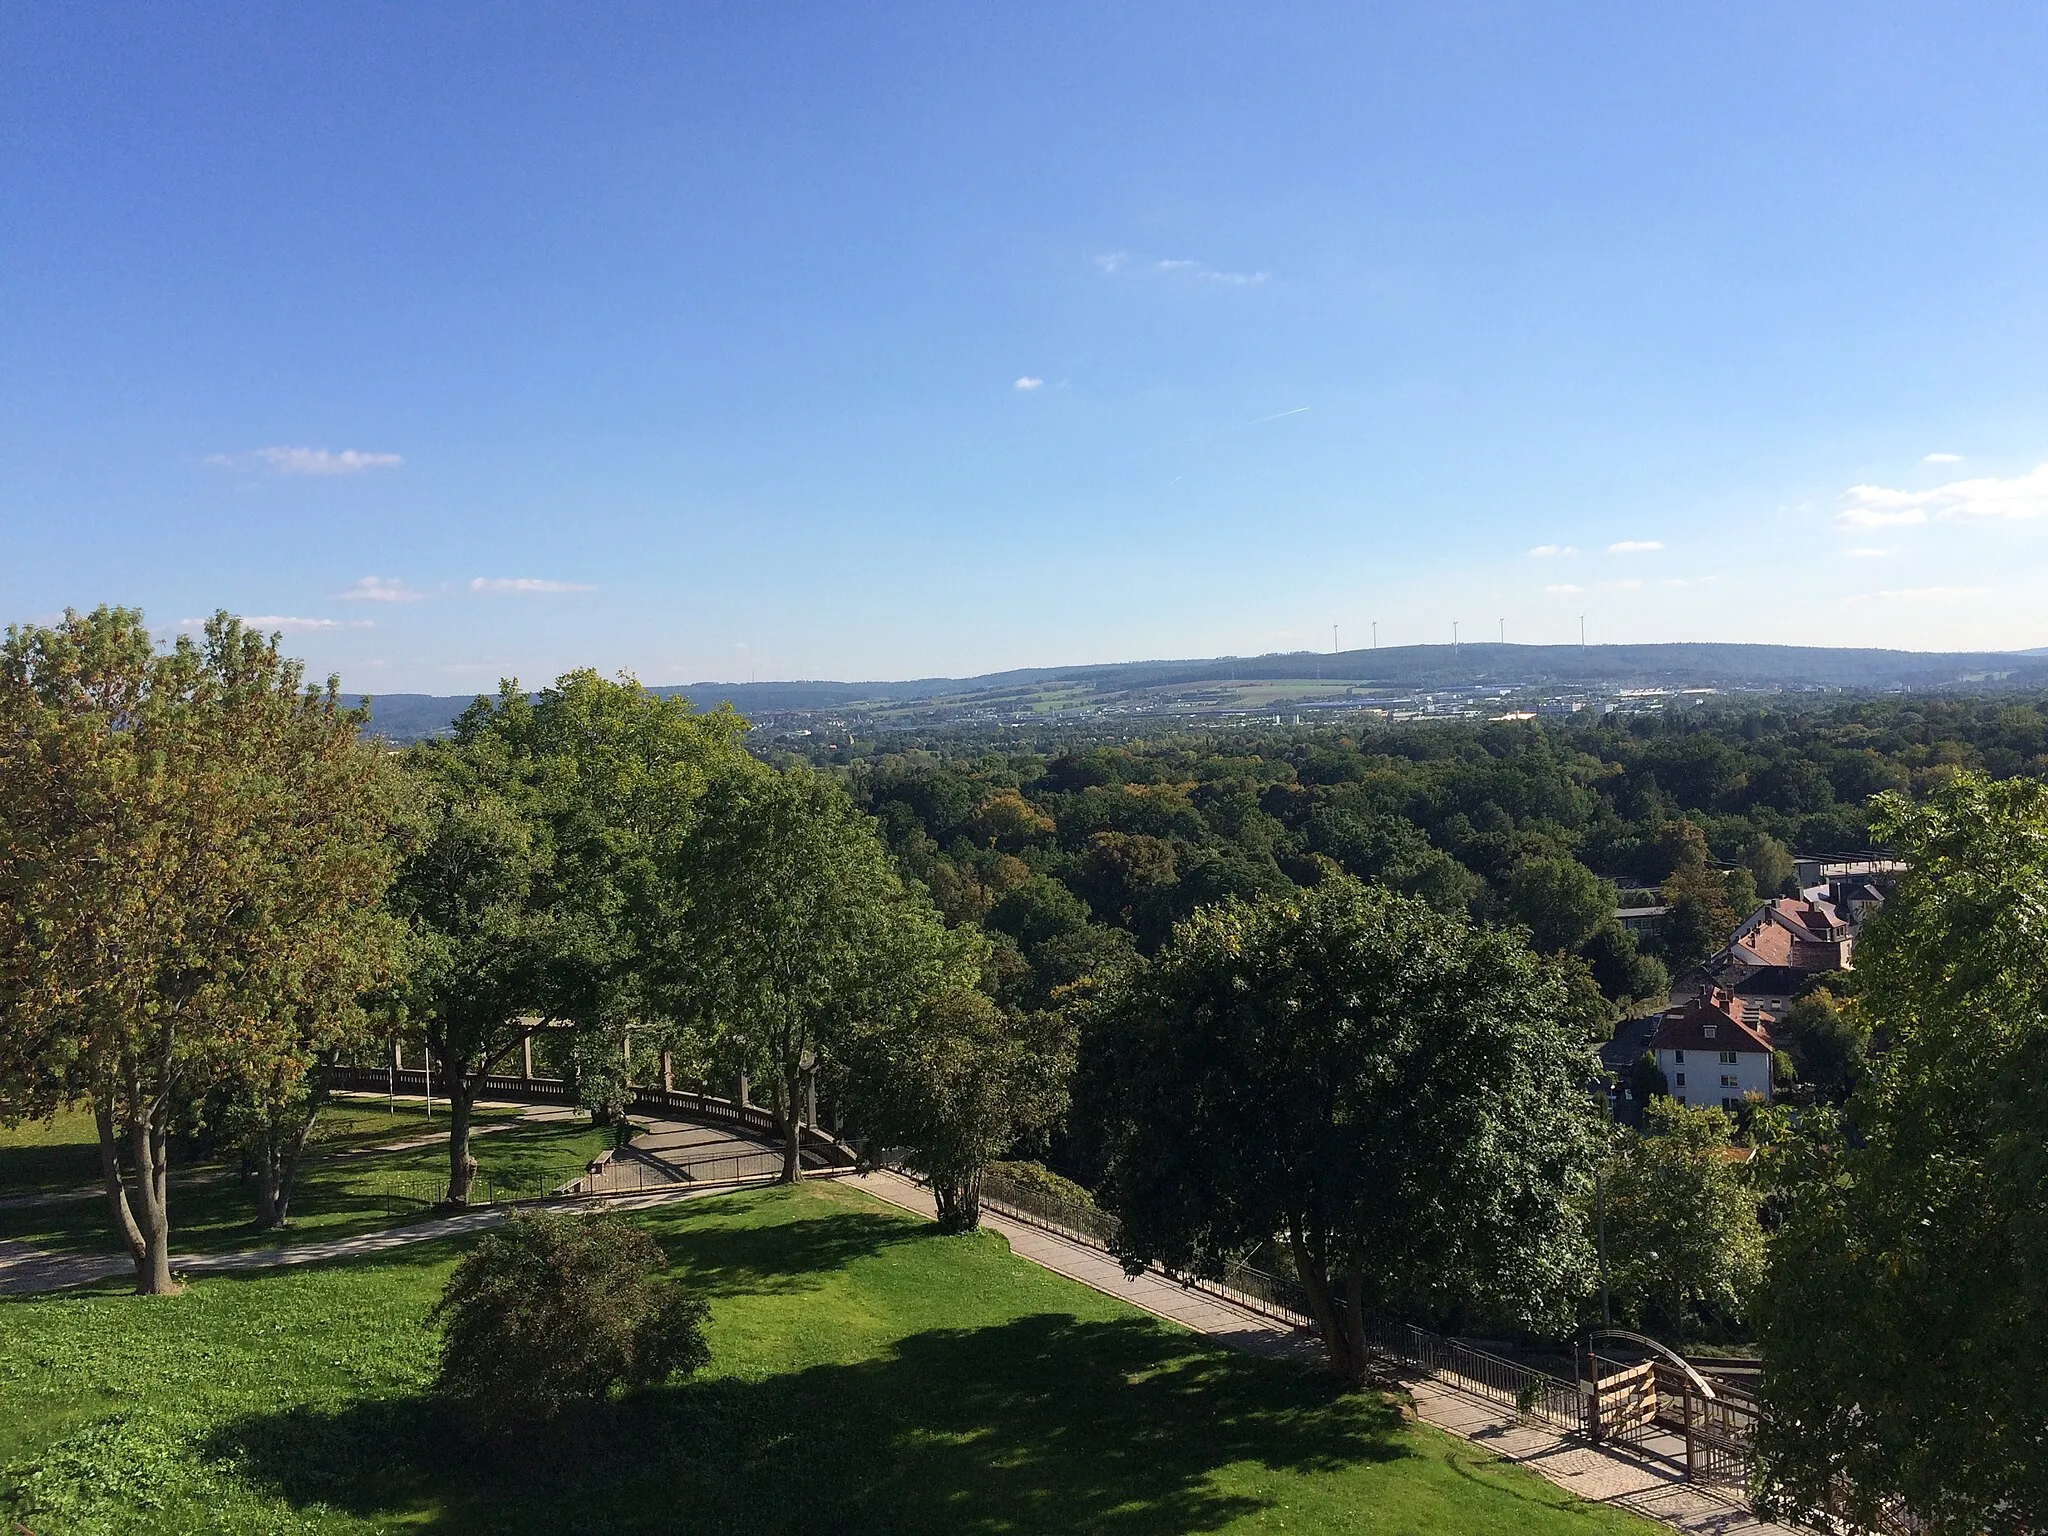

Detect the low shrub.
xmin=432 ymin=1209 xmax=709 ymax=1435
xmin=986 ymin=1159 xmax=1098 ymax=1210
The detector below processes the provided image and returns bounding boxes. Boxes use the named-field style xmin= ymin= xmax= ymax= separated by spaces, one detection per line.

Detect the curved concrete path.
xmin=0 ymin=1100 xmax=786 ymax=1296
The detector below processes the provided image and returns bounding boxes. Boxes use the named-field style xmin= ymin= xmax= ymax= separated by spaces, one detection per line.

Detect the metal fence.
xmin=359 ymin=1165 xmax=592 ymax=1208
xmin=319 ymin=1065 xmax=857 ymax=1169
xmin=1373 ymin=1318 xmax=1587 ymax=1431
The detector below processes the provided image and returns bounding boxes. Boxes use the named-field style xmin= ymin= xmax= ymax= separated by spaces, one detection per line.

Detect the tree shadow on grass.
xmin=645 ymin=1203 xmax=929 ymax=1299
xmin=209 ymin=1312 xmax=1405 ymax=1534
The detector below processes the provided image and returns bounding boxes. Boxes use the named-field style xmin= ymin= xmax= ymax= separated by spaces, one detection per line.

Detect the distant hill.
xmin=346 ymin=641 xmax=2048 ymax=743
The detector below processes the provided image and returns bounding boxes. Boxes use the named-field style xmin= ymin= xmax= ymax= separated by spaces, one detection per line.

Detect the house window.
xmin=1721 ymin=1097 xmax=1740 ymax=1111
xmin=1721 ymin=1074 xmax=1738 ymax=1088
xmin=1675 ymin=1073 xmax=1686 ymax=1087
xmin=1720 ymin=1051 xmax=1738 ymax=1065
xmin=1677 ymin=1096 xmax=1687 ymax=1105
xmin=1703 ymin=1024 xmax=1717 ymax=1040
xmin=1674 ymin=1049 xmax=1686 ymax=1063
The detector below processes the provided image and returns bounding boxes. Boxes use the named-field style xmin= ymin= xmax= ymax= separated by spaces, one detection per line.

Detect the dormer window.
xmin=1703 ymin=1024 xmax=1717 ymax=1039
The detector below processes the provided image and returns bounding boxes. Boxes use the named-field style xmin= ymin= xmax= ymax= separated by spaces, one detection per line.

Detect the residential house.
xmin=1807 ymin=872 xmax=1890 ymax=931
xmin=1720 ymin=897 xmax=1854 ymax=975
xmin=1651 ymin=987 xmax=1776 ymax=1112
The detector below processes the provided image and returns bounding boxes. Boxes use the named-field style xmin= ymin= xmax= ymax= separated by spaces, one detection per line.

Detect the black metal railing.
xmin=318 ymin=1065 xmax=857 ymax=1168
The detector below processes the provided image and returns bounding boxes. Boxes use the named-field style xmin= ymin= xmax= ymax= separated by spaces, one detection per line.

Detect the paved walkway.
xmin=848 ymin=1169 xmax=1794 ymax=1536
xmin=0 ymin=1102 xmax=548 ymax=1213
xmin=0 ymin=1102 xmax=780 ymax=1296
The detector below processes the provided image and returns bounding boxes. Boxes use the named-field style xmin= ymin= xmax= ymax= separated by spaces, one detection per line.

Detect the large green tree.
xmin=1081 ymin=877 xmax=1602 ymax=1380
xmin=839 ymin=988 xmax=1073 ymax=1232
xmin=394 ymin=672 xmax=744 ymax=1204
xmin=673 ymin=765 xmax=969 ymax=1182
xmin=1503 ymin=854 xmax=1613 ymax=955
xmin=1753 ymin=774 xmax=2048 ymax=1533
xmin=1602 ymin=1099 xmax=1763 ymax=1337
xmin=0 ymin=609 xmax=402 ymax=1291
xmin=1774 ymin=984 xmax=1868 ymax=1106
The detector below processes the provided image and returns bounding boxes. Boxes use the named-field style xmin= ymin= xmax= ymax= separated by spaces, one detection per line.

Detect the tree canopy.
xmin=1601 ymin=1099 xmax=1764 ymax=1338
xmin=1079 ymin=876 xmax=1602 ymax=1379
xmin=839 ymin=987 xmax=1074 ymax=1231
xmin=671 ymin=764 xmax=977 ymax=1182
xmin=0 ymin=608 xmax=403 ymax=1290
xmin=1753 ymin=773 xmax=2048 ymax=1533
xmin=392 ymin=671 xmax=746 ymax=1203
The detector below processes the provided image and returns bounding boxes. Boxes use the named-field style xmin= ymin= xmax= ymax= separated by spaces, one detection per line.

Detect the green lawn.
xmin=0 ymin=1101 xmax=608 ymax=1258
xmin=0 ymin=1180 xmax=1658 ymax=1535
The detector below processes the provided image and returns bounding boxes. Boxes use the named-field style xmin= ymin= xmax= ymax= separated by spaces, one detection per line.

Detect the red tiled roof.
xmin=1651 ymin=988 xmax=1774 ymax=1055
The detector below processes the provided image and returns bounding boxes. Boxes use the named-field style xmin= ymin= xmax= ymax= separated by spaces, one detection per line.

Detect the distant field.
xmin=0 ymin=1181 xmax=1661 ymax=1535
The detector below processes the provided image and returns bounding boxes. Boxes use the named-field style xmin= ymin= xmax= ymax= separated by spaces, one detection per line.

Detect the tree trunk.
xmin=775 ymin=1071 xmax=804 ymax=1184
xmin=446 ymin=1075 xmax=478 ymax=1206
xmin=253 ymin=1105 xmax=319 ymax=1228
xmin=1344 ymin=1262 xmax=1372 ymax=1383
xmin=1288 ymin=1224 xmax=1357 ymax=1380
xmin=933 ymin=1168 xmax=983 ymax=1233
xmin=94 ymin=1085 xmax=175 ymax=1294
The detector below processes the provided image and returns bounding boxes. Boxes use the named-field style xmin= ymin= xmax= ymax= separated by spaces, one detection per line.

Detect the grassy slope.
xmin=0 ymin=1180 xmax=1658 ymax=1536
xmin=0 ymin=1103 xmax=606 ymax=1257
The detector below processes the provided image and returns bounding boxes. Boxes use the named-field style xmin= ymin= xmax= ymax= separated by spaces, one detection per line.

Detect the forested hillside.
xmin=781 ymin=696 xmax=2048 ymax=1023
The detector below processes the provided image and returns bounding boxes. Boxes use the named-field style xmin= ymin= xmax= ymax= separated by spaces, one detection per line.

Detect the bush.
xmin=432 ymin=1210 xmax=709 ymax=1435
xmin=986 ymin=1159 xmax=1098 ymax=1209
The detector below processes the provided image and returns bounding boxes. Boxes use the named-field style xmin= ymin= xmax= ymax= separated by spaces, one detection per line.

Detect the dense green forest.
xmin=768 ymin=696 xmax=2048 ymax=1024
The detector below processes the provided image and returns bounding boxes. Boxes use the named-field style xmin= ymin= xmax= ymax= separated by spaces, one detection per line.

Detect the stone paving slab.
xmin=846 ymin=1169 xmax=1794 ymax=1536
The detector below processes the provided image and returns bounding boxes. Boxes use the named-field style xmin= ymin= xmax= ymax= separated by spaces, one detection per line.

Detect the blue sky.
xmin=6 ymin=4 xmax=2048 ymax=692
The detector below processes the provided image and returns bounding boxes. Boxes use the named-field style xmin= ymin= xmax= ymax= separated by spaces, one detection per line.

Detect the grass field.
xmin=0 ymin=1180 xmax=1658 ymax=1535
xmin=0 ymin=1100 xmax=606 ymax=1258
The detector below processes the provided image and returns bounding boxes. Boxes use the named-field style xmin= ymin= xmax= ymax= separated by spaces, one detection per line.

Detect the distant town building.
xmin=1613 ymin=903 xmax=1669 ymax=938
xmin=1722 ymin=896 xmax=1855 ymax=974
xmin=1651 ymin=988 xmax=1775 ymax=1111
xmin=1791 ymin=854 xmax=1907 ymax=894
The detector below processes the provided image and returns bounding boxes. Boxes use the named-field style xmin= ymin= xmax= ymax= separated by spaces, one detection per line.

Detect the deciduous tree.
xmin=1753 ymin=774 xmax=2048 ymax=1533
xmin=673 ymin=765 xmax=970 ymax=1182
xmin=393 ymin=672 xmax=744 ymax=1205
xmin=840 ymin=988 xmax=1072 ymax=1232
xmin=0 ymin=608 xmax=402 ymax=1291
xmin=1081 ymin=877 xmax=1601 ymax=1380
xmin=1602 ymin=1099 xmax=1763 ymax=1337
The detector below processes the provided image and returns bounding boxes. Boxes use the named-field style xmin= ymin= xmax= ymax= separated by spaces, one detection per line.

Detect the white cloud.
xmin=1836 ymin=462 xmax=2048 ymax=527
xmin=1155 ymin=257 xmax=1268 ymax=285
xmin=207 ymin=446 xmax=403 ymax=476
xmin=183 ymin=614 xmax=374 ymax=633
xmin=1095 ymin=250 xmax=1267 ymax=284
xmin=1543 ymin=583 xmax=1584 ymax=595
xmin=1014 ymin=376 xmax=1044 ymax=392
xmin=1922 ymin=452 xmax=1962 ymax=463
xmin=1527 ymin=544 xmax=1576 ymax=557
xmin=1845 ymin=547 xmax=1890 ymax=558
xmin=1836 ymin=506 xmax=1927 ymax=528
xmin=1607 ymin=540 xmax=1664 ymax=554
xmin=336 ymin=576 xmax=426 ymax=602
xmin=470 ymin=577 xmax=597 ymax=595
xmin=1848 ymin=586 xmax=1995 ymax=603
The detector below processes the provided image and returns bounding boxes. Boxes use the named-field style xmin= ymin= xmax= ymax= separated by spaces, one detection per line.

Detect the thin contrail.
xmin=1164 ymin=405 xmax=1311 ymax=450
